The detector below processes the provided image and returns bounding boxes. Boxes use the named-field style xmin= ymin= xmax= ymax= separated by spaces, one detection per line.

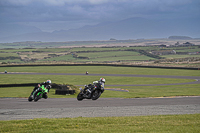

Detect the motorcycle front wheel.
xmin=28 ymin=95 xmax=33 ymax=102
xmin=92 ymin=90 xmax=101 ymax=100
xmin=77 ymin=92 xmax=84 ymax=101
xmin=34 ymin=92 xmax=42 ymax=102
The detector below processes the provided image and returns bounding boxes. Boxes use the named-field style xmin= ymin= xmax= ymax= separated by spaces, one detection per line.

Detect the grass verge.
xmin=0 ymin=83 xmax=199 ymax=98
xmin=0 ymin=66 xmax=199 ymax=98
xmin=0 ymin=114 xmax=200 ymax=133
xmin=0 ymin=66 xmax=200 ymax=76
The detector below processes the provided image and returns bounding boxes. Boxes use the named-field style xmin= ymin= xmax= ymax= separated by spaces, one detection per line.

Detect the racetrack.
xmin=0 ymin=97 xmax=200 ymax=120
xmin=0 ymin=72 xmax=200 ymax=121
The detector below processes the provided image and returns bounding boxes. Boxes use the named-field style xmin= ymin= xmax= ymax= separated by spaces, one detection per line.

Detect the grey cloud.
xmin=0 ymin=0 xmax=199 ymax=32
xmin=1 ymin=0 xmax=199 ymax=20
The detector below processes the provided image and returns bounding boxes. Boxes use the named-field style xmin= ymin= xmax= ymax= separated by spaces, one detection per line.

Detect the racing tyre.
xmin=28 ymin=95 xmax=33 ymax=102
xmin=92 ymin=90 xmax=101 ymax=100
xmin=77 ymin=93 xmax=84 ymax=101
xmin=34 ymin=92 xmax=42 ymax=102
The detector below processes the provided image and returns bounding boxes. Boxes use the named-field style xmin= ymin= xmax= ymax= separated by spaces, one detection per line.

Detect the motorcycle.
xmin=77 ymin=83 xmax=104 ymax=101
xmin=28 ymin=87 xmax=47 ymax=102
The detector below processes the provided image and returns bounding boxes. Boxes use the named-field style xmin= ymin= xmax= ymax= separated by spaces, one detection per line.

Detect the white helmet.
xmin=47 ymin=80 xmax=51 ymax=84
xmin=100 ymin=78 xmax=105 ymax=83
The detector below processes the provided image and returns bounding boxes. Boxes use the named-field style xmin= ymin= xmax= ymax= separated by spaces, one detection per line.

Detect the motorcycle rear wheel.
xmin=92 ymin=90 xmax=101 ymax=100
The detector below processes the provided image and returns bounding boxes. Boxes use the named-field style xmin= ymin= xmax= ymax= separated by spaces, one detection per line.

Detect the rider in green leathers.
xmin=40 ymin=84 xmax=49 ymax=99
xmin=30 ymin=80 xmax=51 ymax=99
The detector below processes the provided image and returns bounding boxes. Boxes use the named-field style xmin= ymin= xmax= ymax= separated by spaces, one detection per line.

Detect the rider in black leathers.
xmin=84 ymin=78 xmax=105 ymax=97
xmin=93 ymin=78 xmax=105 ymax=92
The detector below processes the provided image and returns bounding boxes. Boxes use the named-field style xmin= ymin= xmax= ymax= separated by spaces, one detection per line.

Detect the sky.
xmin=0 ymin=0 xmax=200 ymax=32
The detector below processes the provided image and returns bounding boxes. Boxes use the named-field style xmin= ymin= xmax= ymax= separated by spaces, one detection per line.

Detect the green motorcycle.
xmin=28 ymin=85 xmax=48 ymax=102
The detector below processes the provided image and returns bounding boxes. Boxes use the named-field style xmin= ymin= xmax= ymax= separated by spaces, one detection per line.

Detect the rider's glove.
xmin=47 ymin=85 xmax=51 ymax=89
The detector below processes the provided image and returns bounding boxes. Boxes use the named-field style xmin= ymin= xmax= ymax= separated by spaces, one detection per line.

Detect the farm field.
xmin=0 ymin=39 xmax=200 ymax=68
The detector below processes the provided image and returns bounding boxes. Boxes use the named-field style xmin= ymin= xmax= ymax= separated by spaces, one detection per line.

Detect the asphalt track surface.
xmin=0 ymin=97 xmax=200 ymax=120
xmin=0 ymin=72 xmax=200 ymax=120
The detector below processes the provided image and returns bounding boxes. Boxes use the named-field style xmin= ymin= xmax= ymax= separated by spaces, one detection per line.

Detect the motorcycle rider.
xmin=30 ymin=80 xmax=51 ymax=99
xmin=86 ymin=71 xmax=89 ymax=75
xmin=93 ymin=78 xmax=105 ymax=91
xmin=84 ymin=78 xmax=105 ymax=97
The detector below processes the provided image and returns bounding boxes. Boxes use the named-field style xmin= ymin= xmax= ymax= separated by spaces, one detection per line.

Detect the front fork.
xmin=79 ymin=87 xmax=83 ymax=93
xmin=32 ymin=88 xmax=41 ymax=99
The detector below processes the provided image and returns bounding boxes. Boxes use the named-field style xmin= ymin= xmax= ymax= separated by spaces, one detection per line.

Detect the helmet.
xmin=46 ymin=80 xmax=51 ymax=84
xmin=100 ymin=78 xmax=105 ymax=83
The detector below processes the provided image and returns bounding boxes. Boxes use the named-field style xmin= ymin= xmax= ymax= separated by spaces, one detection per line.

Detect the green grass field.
xmin=0 ymin=66 xmax=199 ymax=98
xmin=1 ymin=65 xmax=199 ymax=76
xmin=0 ymin=114 xmax=200 ymax=133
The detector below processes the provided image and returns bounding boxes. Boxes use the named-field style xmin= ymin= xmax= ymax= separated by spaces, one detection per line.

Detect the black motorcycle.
xmin=77 ymin=83 xmax=104 ymax=101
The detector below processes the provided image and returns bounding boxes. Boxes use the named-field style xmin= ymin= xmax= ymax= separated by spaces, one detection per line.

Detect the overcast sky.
xmin=0 ymin=0 xmax=200 ymax=32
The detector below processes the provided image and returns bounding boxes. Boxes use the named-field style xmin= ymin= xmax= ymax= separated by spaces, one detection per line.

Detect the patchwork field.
xmin=0 ymin=39 xmax=200 ymax=68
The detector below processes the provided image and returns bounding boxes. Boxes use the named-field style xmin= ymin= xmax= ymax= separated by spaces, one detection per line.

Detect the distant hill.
xmin=0 ymin=24 xmax=42 ymax=39
xmin=0 ymin=17 xmax=199 ymax=43
xmin=168 ymin=36 xmax=193 ymax=40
